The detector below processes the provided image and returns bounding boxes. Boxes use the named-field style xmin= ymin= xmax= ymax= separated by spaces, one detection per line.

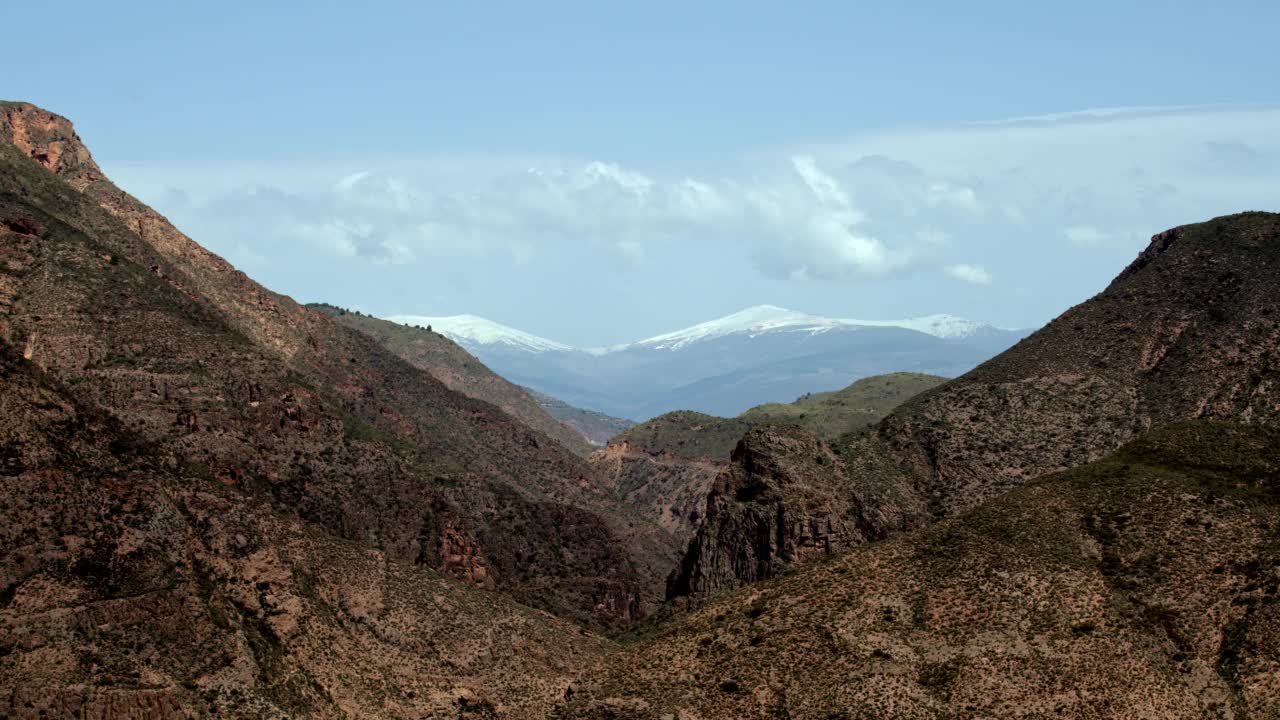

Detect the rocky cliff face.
xmin=0 ymin=102 xmax=662 ymax=631
xmin=667 ymin=212 xmax=1280 ymax=604
xmin=665 ymin=425 xmax=869 ymax=604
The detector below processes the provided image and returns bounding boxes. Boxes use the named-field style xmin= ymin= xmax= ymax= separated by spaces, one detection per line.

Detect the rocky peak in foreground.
xmin=669 ymin=212 xmax=1280 ymax=604
xmin=665 ymin=424 xmax=870 ymax=603
xmin=0 ymin=102 xmax=103 ymax=184
xmin=594 ymin=375 xmax=945 ymax=554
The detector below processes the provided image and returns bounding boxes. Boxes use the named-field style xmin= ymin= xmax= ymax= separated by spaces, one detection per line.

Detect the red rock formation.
xmin=666 ymin=425 xmax=868 ymax=604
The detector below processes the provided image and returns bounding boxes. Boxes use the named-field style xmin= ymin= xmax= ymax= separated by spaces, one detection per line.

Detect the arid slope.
xmin=565 ymin=422 xmax=1280 ymax=719
xmin=0 ymin=342 xmax=607 ymax=719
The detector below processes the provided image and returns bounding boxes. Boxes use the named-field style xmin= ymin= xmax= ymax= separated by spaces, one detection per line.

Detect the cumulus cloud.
xmin=743 ymin=156 xmax=915 ymax=280
xmin=944 ymin=263 xmax=993 ymax=285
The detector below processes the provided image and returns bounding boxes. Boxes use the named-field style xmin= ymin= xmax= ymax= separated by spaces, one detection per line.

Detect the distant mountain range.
xmin=386 ymin=305 xmax=1030 ymax=420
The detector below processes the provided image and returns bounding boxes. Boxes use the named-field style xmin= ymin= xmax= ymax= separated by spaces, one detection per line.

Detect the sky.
xmin=8 ymin=1 xmax=1280 ymax=346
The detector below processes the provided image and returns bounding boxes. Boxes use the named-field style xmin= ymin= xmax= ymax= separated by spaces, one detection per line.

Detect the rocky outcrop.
xmin=666 ymin=426 xmax=868 ymax=604
xmin=0 ymin=102 xmax=103 ymax=184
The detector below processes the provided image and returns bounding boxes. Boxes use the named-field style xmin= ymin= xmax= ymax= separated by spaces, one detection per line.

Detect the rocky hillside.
xmin=0 ymin=343 xmax=607 ymax=718
xmin=613 ymin=411 xmax=756 ymax=462
xmin=0 ymin=102 xmax=670 ymax=631
xmin=669 ymin=212 xmax=1280 ymax=605
xmin=564 ymin=422 xmax=1280 ymax=719
xmin=309 ymin=304 xmax=595 ymax=455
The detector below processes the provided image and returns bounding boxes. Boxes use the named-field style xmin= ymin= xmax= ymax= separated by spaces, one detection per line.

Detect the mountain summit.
xmin=390 ymin=304 xmax=1008 ymax=355
xmin=385 ymin=312 xmax=574 ymax=353
xmin=384 ymin=305 xmax=1026 ymax=419
xmin=629 ymin=305 xmax=997 ymax=350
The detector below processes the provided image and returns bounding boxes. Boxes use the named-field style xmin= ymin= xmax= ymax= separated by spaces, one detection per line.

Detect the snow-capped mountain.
xmin=384 ymin=306 xmax=1030 ymax=420
xmin=385 ymin=313 xmax=573 ymax=354
xmin=625 ymin=305 xmax=1000 ymax=351
xmin=389 ymin=305 xmax=1008 ymax=355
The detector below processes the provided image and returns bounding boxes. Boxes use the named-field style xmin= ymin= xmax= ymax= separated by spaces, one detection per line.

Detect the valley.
xmin=1 ymin=101 xmax=1277 ymax=720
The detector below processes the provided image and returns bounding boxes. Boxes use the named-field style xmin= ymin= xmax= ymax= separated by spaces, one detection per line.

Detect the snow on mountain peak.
xmin=384 ymin=314 xmax=572 ymax=353
xmin=838 ymin=313 xmax=988 ymax=339
xmin=383 ymin=306 xmax=1002 ymax=355
xmin=633 ymin=305 xmax=848 ymax=350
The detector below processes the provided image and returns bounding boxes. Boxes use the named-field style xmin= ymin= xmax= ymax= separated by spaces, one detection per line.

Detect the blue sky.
xmin=8 ymin=1 xmax=1280 ymax=345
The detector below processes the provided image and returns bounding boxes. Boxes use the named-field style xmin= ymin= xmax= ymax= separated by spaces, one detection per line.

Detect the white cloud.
xmin=945 ymin=263 xmax=993 ymax=285
xmin=334 ymin=170 xmax=372 ymax=192
xmin=289 ymin=219 xmax=365 ymax=257
xmin=791 ymin=155 xmax=852 ymax=208
xmin=915 ymin=228 xmax=951 ymax=247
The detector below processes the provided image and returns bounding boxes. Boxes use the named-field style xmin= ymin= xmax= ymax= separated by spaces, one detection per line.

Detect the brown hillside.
xmin=0 ymin=102 xmax=667 ymax=630
xmin=564 ymin=422 xmax=1280 ymax=719
xmin=0 ymin=342 xmax=607 ymax=719
xmin=670 ymin=213 xmax=1280 ymax=603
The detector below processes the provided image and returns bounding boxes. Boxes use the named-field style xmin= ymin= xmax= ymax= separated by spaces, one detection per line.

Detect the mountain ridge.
xmin=387 ymin=305 xmax=1028 ymax=421
xmin=388 ymin=304 xmax=1018 ymax=355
